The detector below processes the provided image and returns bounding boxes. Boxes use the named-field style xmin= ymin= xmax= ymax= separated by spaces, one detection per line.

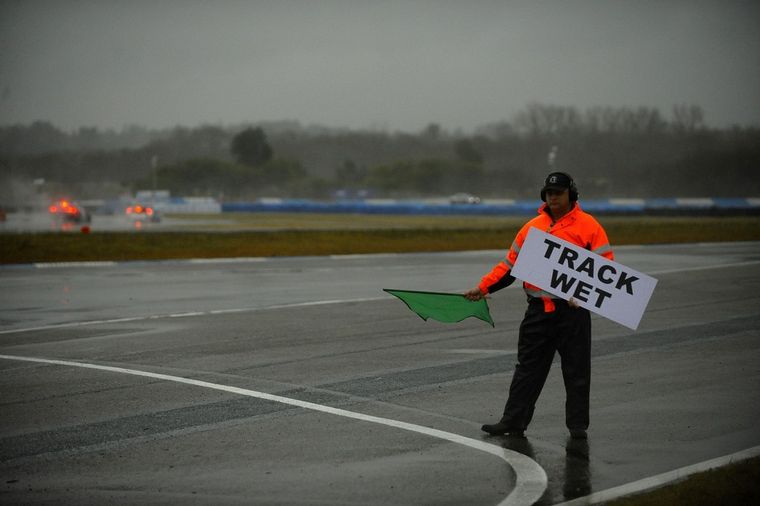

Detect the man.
xmin=464 ymin=172 xmax=614 ymax=439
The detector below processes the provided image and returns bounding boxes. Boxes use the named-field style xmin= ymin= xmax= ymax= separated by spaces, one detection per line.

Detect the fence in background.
xmin=221 ymin=197 xmax=760 ymax=216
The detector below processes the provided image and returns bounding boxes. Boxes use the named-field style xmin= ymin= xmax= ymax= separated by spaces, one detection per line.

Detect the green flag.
xmin=383 ymin=289 xmax=494 ymax=327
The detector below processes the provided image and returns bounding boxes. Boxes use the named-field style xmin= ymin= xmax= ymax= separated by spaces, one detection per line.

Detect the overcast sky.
xmin=2 ymin=0 xmax=759 ymax=133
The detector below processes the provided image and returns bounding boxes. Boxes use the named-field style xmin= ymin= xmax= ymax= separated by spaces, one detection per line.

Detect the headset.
xmin=540 ymin=171 xmax=579 ymax=202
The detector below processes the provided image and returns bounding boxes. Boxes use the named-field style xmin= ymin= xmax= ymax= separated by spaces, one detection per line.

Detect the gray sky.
xmin=2 ymin=0 xmax=759 ymax=133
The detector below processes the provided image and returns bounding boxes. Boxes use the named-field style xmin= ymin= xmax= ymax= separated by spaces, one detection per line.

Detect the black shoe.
xmin=481 ymin=421 xmax=525 ymax=437
xmin=569 ymin=429 xmax=587 ymax=439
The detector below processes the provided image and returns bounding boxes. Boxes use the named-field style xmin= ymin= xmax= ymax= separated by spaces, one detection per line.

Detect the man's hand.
xmin=568 ymin=297 xmax=580 ymax=309
xmin=464 ymin=287 xmax=485 ymax=301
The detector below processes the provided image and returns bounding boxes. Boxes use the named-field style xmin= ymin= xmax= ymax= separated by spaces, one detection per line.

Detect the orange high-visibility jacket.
xmin=478 ymin=203 xmax=614 ymax=312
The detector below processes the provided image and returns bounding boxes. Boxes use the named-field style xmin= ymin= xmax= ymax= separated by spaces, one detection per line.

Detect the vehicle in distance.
xmin=125 ymin=203 xmax=161 ymax=224
xmin=449 ymin=192 xmax=481 ymax=205
xmin=49 ymin=199 xmax=90 ymax=224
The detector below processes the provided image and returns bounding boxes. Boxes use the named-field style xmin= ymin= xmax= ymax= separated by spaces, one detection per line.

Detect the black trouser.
xmin=500 ymin=299 xmax=591 ymax=431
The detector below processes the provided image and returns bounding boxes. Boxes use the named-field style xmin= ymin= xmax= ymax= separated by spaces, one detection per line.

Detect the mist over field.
xmin=1 ymin=1 xmax=759 ymax=205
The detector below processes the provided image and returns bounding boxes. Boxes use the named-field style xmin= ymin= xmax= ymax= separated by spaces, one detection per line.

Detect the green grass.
xmin=603 ymin=456 xmax=760 ymax=506
xmin=602 ymin=216 xmax=760 ymax=246
xmin=0 ymin=229 xmax=488 ymax=263
xmin=1 ymin=215 xmax=759 ymax=264
xmin=166 ymin=211 xmax=524 ymax=231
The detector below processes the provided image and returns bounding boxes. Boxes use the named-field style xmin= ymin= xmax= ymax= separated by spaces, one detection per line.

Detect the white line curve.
xmin=0 ymin=353 xmax=547 ymax=506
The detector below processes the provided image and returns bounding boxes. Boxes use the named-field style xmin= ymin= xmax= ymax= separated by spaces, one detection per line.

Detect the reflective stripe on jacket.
xmin=478 ymin=202 xmax=614 ymax=311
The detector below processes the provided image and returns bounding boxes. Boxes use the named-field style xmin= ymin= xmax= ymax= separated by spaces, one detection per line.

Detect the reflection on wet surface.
xmin=564 ymin=437 xmax=591 ymax=500
xmin=498 ymin=434 xmax=592 ymax=505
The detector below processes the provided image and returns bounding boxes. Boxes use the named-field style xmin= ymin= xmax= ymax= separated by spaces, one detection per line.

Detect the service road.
xmin=1 ymin=241 xmax=759 ymax=504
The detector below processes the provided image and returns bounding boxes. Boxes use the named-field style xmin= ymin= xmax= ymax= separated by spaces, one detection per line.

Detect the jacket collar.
xmin=539 ymin=201 xmax=581 ymax=224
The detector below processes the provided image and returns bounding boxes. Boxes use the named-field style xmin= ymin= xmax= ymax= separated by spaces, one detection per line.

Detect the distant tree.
xmin=454 ymin=139 xmax=484 ymax=164
xmin=366 ymin=158 xmax=486 ymax=197
xmin=230 ymin=127 xmax=273 ymax=167
xmin=144 ymin=158 xmax=249 ymax=197
xmin=671 ymin=104 xmax=705 ymax=134
xmin=0 ymin=121 xmax=68 ymax=155
xmin=4 ymin=106 xmax=760 ymax=200
xmin=335 ymin=159 xmax=365 ymax=187
xmin=514 ymin=103 xmax=581 ymax=136
xmin=259 ymin=158 xmax=308 ymax=186
xmin=627 ymin=107 xmax=667 ymax=134
xmin=422 ymin=123 xmax=442 ymax=140
xmin=474 ymin=121 xmax=515 ymax=140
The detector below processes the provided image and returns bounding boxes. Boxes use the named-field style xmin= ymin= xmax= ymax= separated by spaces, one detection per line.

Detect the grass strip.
xmin=604 ymin=456 xmax=760 ymax=506
xmin=1 ymin=216 xmax=759 ymax=264
xmin=0 ymin=229 xmax=510 ymax=264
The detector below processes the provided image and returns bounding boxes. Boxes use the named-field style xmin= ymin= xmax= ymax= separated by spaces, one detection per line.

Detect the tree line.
xmin=1 ymin=103 xmax=758 ymax=203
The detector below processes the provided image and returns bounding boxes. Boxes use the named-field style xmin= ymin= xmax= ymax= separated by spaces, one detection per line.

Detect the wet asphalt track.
xmin=1 ymin=241 xmax=759 ymax=505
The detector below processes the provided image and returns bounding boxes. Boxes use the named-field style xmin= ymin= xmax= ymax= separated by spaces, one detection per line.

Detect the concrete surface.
xmin=1 ymin=241 xmax=759 ymax=504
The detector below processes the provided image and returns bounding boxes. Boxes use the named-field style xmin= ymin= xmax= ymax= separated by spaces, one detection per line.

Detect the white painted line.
xmin=0 ymin=316 xmax=155 ymax=335
xmin=33 ymin=261 xmax=118 ymax=269
xmin=187 ymin=257 xmax=268 ymax=264
xmin=330 ymin=253 xmax=401 ymax=260
xmin=4 ymin=259 xmax=760 ymax=337
xmin=0 ymin=353 xmax=547 ymax=506
xmin=555 ymin=444 xmax=760 ymax=506
xmin=0 ymin=297 xmax=387 ymax=336
xmin=445 ymin=349 xmax=517 ymax=355
xmin=649 ymin=260 xmax=760 ymax=276
xmin=168 ymin=311 xmax=206 ymax=318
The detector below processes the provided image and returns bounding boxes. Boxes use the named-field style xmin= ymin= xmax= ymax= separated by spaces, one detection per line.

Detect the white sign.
xmin=510 ymin=227 xmax=657 ymax=330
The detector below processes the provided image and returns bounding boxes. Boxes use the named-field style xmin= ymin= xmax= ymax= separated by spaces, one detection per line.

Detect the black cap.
xmin=542 ymin=172 xmax=573 ymax=192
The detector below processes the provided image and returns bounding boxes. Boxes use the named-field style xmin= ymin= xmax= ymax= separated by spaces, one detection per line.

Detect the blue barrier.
xmin=223 ymin=200 xmax=538 ymax=215
xmin=222 ymin=198 xmax=760 ymax=216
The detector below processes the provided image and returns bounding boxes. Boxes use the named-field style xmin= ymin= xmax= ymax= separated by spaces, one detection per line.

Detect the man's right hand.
xmin=464 ymin=287 xmax=485 ymax=301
